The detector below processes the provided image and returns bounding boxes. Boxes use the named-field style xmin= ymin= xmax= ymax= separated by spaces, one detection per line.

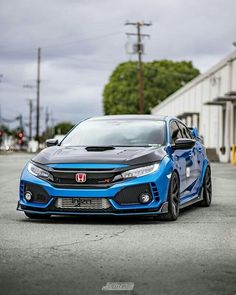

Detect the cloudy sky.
xmin=0 ymin=0 xmax=236 ymax=134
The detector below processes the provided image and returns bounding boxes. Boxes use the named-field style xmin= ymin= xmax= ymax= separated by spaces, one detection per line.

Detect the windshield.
xmin=61 ymin=119 xmax=166 ymax=147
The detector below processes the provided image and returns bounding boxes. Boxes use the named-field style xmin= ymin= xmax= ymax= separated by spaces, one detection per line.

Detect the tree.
xmin=103 ymin=60 xmax=200 ymax=114
xmin=0 ymin=124 xmax=11 ymax=135
xmin=54 ymin=121 xmax=74 ymax=135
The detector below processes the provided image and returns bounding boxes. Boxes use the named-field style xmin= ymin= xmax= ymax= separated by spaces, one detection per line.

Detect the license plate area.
xmin=55 ymin=197 xmax=111 ymax=210
xmin=72 ymin=198 xmax=92 ymax=207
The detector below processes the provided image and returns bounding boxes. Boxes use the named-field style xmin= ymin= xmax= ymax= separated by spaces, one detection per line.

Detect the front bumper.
xmin=17 ymin=201 xmax=169 ymax=216
xmin=17 ymin=159 xmax=172 ymax=216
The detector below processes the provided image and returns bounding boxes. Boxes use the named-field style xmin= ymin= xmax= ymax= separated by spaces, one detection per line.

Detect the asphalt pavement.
xmin=0 ymin=152 xmax=236 ymax=295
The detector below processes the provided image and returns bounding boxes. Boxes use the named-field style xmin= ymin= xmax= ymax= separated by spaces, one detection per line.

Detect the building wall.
xmin=152 ymin=51 xmax=236 ymax=163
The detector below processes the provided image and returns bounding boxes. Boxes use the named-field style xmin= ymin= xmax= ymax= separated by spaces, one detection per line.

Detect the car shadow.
xmin=18 ymin=202 xmax=209 ymax=225
xmin=21 ymin=214 xmax=156 ymax=225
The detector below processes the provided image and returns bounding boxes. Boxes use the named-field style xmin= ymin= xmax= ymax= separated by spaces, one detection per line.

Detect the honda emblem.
xmin=75 ymin=173 xmax=87 ymax=183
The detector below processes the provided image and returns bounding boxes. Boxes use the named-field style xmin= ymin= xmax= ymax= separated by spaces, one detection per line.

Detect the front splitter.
xmin=17 ymin=201 xmax=169 ymax=217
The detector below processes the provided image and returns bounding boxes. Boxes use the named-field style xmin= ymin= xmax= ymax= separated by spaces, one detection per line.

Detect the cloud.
xmin=0 ymin=0 xmax=235 ymax=134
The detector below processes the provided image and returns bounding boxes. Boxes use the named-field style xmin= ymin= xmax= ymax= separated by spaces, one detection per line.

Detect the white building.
xmin=152 ymin=50 xmax=236 ymax=163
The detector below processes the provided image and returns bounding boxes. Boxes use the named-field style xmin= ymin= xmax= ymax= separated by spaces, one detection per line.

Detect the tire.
xmin=24 ymin=212 xmax=51 ymax=219
xmin=199 ymin=166 xmax=212 ymax=207
xmin=154 ymin=171 xmax=180 ymax=221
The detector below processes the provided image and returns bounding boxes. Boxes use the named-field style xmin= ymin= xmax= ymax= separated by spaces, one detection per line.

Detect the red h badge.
xmin=75 ymin=173 xmax=87 ymax=183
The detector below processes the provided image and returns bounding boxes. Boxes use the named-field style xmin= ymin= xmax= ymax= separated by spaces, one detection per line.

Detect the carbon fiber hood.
xmin=32 ymin=146 xmax=166 ymax=166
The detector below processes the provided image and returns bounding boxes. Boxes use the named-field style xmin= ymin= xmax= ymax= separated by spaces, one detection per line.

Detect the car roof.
xmin=85 ymin=115 xmax=172 ymax=122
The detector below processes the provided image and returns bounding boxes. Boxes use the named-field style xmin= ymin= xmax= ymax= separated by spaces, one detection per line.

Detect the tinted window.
xmin=187 ymin=128 xmax=194 ymax=139
xmin=170 ymin=121 xmax=182 ymax=143
xmin=177 ymin=122 xmax=192 ymax=139
xmin=61 ymin=120 xmax=166 ymax=147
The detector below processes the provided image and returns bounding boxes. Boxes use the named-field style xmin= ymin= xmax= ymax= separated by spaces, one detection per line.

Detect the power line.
xmin=49 ymin=54 xmax=120 ymax=66
xmin=0 ymin=106 xmax=23 ymax=116
xmin=0 ymin=31 xmax=122 ymax=54
xmin=125 ymin=21 xmax=152 ymax=114
xmin=43 ymin=31 xmax=122 ymax=49
xmin=1 ymin=114 xmax=22 ymax=124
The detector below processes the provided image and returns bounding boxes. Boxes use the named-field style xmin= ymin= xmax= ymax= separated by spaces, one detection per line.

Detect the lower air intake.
xmin=55 ymin=197 xmax=111 ymax=210
xmin=114 ymin=184 xmax=153 ymax=205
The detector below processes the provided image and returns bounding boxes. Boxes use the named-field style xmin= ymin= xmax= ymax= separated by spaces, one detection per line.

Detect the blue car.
xmin=17 ymin=115 xmax=212 ymax=221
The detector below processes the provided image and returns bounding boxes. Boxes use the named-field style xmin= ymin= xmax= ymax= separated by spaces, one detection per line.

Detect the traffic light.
xmin=17 ymin=131 xmax=24 ymax=146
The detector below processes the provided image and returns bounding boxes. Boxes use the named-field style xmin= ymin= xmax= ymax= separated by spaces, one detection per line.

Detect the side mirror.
xmin=188 ymin=127 xmax=199 ymax=139
xmin=199 ymin=135 xmax=204 ymax=144
xmin=173 ymin=138 xmax=195 ymax=150
xmin=45 ymin=138 xmax=58 ymax=147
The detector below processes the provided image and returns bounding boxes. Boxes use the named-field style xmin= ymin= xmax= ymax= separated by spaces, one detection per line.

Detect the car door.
xmin=169 ymin=120 xmax=188 ymax=194
xmin=177 ymin=121 xmax=200 ymax=194
xmin=186 ymin=126 xmax=205 ymax=185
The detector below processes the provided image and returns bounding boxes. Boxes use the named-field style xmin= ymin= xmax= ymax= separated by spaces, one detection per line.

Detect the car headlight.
xmin=121 ymin=163 xmax=159 ymax=179
xmin=27 ymin=162 xmax=53 ymax=180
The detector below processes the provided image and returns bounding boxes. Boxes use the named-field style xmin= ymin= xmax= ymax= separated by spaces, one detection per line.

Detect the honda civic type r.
xmin=17 ymin=115 xmax=212 ymax=221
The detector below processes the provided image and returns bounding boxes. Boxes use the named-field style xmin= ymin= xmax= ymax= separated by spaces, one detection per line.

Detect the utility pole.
xmin=0 ymin=104 xmax=2 ymax=148
xmin=36 ymin=47 xmax=41 ymax=142
xmin=50 ymin=110 xmax=56 ymax=137
xmin=45 ymin=106 xmax=50 ymax=139
xmin=18 ymin=114 xmax=23 ymax=130
xmin=0 ymin=75 xmax=2 ymax=128
xmin=0 ymin=104 xmax=2 ymax=127
xmin=125 ymin=21 xmax=152 ymax=114
xmin=26 ymin=99 xmax=34 ymax=140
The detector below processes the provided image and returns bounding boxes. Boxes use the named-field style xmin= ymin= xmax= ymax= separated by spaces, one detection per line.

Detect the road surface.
xmin=0 ymin=153 xmax=236 ymax=295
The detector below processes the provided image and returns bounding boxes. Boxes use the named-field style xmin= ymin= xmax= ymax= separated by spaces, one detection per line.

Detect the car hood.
xmin=32 ymin=146 xmax=167 ymax=166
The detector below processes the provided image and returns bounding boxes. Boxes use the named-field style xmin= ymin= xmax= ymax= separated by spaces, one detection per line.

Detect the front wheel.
xmin=24 ymin=212 xmax=51 ymax=219
xmin=199 ymin=166 xmax=212 ymax=207
xmin=155 ymin=171 xmax=180 ymax=221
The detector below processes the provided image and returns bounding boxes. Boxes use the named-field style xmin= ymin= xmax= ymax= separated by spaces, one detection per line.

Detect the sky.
xmin=0 ymin=0 xmax=236 ymax=134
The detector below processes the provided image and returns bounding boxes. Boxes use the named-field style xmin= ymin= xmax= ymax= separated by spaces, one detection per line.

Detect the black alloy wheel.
xmin=155 ymin=171 xmax=180 ymax=221
xmin=199 ymin=166 xmax=212 ymax=207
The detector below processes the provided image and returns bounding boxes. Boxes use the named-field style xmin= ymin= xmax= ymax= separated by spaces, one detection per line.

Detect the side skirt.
xmin=179 ymin=189 xmax=203 ymax=209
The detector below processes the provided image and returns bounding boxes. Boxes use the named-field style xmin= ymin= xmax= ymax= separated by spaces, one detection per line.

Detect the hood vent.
xmin=85 ymin=146 xmax=115 ymax=152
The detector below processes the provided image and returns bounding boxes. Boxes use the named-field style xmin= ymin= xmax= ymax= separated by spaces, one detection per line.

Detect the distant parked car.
xmin=0 ymin=135 xmax=16 ymax=152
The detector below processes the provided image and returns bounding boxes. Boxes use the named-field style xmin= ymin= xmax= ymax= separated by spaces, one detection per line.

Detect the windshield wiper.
xmin=85 ymin=146 xmax=116 ymax=151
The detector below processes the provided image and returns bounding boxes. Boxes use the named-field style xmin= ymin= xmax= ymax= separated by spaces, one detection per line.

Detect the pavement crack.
xmin=40 ymin=227 xmax=128 ymax=251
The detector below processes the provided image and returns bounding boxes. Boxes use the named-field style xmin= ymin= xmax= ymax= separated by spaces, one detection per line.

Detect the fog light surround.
xmin=25 ymin=191 xmax=32 ymax=201
xmin=139 ymin=193 xmax=151 ymax=204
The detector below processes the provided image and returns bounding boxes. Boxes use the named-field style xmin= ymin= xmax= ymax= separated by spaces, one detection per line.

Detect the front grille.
xmin=114 ymin=184 xmax=153 ymax=205
xmin=50 ymin=169 xmax=123 ymax=188
xmin=54 ymin=197 xmax=111 ymax=210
